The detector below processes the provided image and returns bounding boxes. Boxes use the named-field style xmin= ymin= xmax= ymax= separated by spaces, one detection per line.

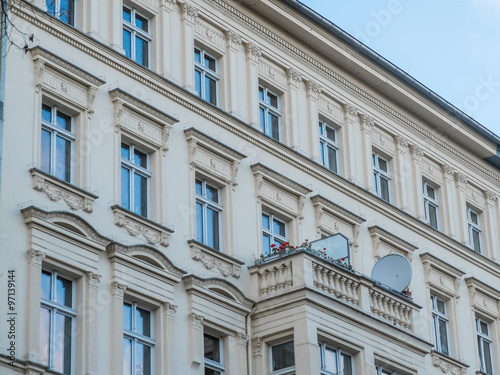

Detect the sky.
xmin=299 ymin=0 xmax=500 ymax=138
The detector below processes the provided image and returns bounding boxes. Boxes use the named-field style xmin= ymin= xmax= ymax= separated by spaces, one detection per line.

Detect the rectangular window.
xmin=46 ymin=0 xmax=75 ymax=26
xmin=204 ymin=333 xmax=224 ymax=375
xmin=259 ymin=86 xmax=281 ymax=141
xmin=431 ymin=295 xmax=449 ymax=355
xmin=467 ymin=208 xmax=482 ymax=253
xmin=262 ymin=213 xmax=287 ymax=256
xmin=319 ymin=343 xmax=353 ymax=375
xmin=121 ymin=142 xmax=151 ymax=218
xmin=477 ymin=318 xmax=493 ymax=375
xmin=40 ymin=270 xmax=76 ymax=375
xmin=271 ymin=341 xmax=295 ymax=374
xmin=373 ymin=153 xmax=391 ymax=203
xmin=194 ymin=48 xmax=219 ymax=106
xmin=123 ymin=6 xmax=151 ymax=67
xmin=41 ymin=103 xmax=75 ymax=183
xmin=377 ymin=367 xmax=397 ymax=375
xmin=123 ymin=302 xmax=154 ymax=375
xmin=423 ymin=183 xmax=439 ymax=229
xmin=319 ymin=121 xmax=339 ymax=173
xmin=196 ymin=179 xmax=222 ymax=250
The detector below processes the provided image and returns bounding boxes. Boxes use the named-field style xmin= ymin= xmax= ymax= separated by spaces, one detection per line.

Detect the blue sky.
xmin=299 ymin=0 xmax=500 ymax=138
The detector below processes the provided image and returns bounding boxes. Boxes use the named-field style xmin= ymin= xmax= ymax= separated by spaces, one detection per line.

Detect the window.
xmin=467 ymin=208 xmax=482 ymax=253
xmin=259 ymin=86 xmax=281 ymax=141
xmin=46 ymin=0 xmax=75 ymax=25
xmin=196 ymin=179 xmax=222 ymax=250
xmin=423 ymin=182 xmax=439 ymax=229
xmin=431 ymin=295 xmax=449 ymax=355
xmin=477 ymin=318 xmax=493 ymax=375
xmin=123 ymin=6 xmax=151 ymax=67
xmin=319 ymin=121 xmax=339 ymax=173
xmin=121 ymin=142 xmax=150 ymax=218
xmin=262 ymin=213 xmax=287 ymax=256
xmin=195 ymin=48 xmax=219 ymax=106
xmin=204 ymin=333 xmax=224 ymax=375
xmin=41 ymin=103 xmax=75 ymax=183
xmin=40 ymin=270 xmax=75 ymax=375
xmin=123 ymin=302 xmax=154 ymax=375
xmin=376 ymin=367 xmax=397 ymax=375
xmin=373 ymin=153 xmax=391 ymax=202
xmin=271 ymin=341 xmax=295 ymax=375
xmin=319 ymin=343 xmax=353 ymax=375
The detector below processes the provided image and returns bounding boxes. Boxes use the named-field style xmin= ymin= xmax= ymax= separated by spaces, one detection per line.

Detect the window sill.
xmin=111 ymin=205 xmax=173 ymax=247
xmin=30 ymin=168 xmax=98 ymax=213
xmin=431 ymin=351 xmax=469 ymax=374
xmin=188 ymin=240 xmax=244 ymax=278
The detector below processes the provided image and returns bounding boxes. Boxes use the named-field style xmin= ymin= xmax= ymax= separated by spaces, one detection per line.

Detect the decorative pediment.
xmin=368 ymin=225 xmax=418 ymax=262
xmin=188 ymin=240 xmax=244 ymax=278
xmin=465 ymin=277 xmax=500 ymax=318
xmin=431 ymin=351 xmax=468 ymax=375
xmin=258 ymin=57 xmax=287 ymax=90
xmin=420 ymin=253 xmax=464 ymax=297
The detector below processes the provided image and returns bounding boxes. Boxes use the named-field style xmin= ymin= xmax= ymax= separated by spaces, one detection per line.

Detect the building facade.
xmin=1 ymin=0 xmax=500 ymax=374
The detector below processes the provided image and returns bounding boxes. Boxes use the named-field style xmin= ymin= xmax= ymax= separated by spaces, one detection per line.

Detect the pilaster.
xmin=395 ymin=135 xmax=410 ymax=212
xmin=180 ymin=2 xmax=199 ymax=94
xmin=226 ymin=30 xmax=243 ymax=118
xmin=26 ymin=250 xmax=46 ymax=363
xmin=110 ymin=282 xmax=127 ymax=375
xmin=442 ymin=164 xmax=458 ymax=239
xmin=360 ymin=114 xmax=374 ymax=191
xmin=189 ymin=313 xmax=204 ymax=365
xmin=411 ymin=145 xmax=425 ymax=221
xmin=109 ymin=0 xmax=125 ymax=53
xmin=344 ymin=104 xmax=359 ymax=184
xmin=163 ymin=302 xmax=178 ymax=374
xmin=455 ymin=172 xmax=469 ymax=245
xmin=245 ymin=42 xmax=262 ymax=128
xmin=294 ymin=320 xmax=320 ymax=374
xmin=286 ymin=68 xmax=302 ymax=149
xmin=306 ymin=80 xmax=322 ymax=163
xmin=85 ymin=272 xmax=102 ymax=375
xmin=160 ymin=0 xmax=176 ymax=81
xmin=484 ymin=191 xmax=499 ymax=259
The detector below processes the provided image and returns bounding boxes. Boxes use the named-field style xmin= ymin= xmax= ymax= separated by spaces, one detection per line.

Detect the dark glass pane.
xmin=53 ymin=313 xmax=72 ymax=374
xmin=123 ymin=29 xmax=132 ymax=58
xmin=429 ymin=204 xmax=438 ymax=229
xmin=470 ymin=211 xmax=479 ymax=224
xmin=135 ymin=14 xmax=148 ymax=32
xmin=207 ymin=207 xmax=220 ymax=250
xmin=55 ymin=136 xmax=71 ymax=182
xmin=268 ymin=92 xmax=278 ymax=108
xmin=272 ymin=341 xmax=294 ymax=371
xmin=259 ymin=108 xmax=265 ymax=132
xmin=378 ymin=158 xmax=388 ymax=172
xmin=46 ymin=0 xmax=55 ymax=15
xmin=207 ymin=77 xmax=217 ymax=106
xmin=194 ymin=49 xmax=201 ymax=63
xmin=273 ymin=219 xmax=285 ymax=237
xmin=326 ymin=126 xmax=336 ymax=141
xmin=436 ymin=299 xmax=446 ymax=314
xmin=204 ymin=334 xmax=220 ymax=362
xmin=259 ymin=87 xmax=264 ymax=101
xmin=438 ymin=319 xmax=449 ymax=354
xmin=205 ymin=55 xmax=216 ymax=71
xmin=121 ymin=167 xmax=130 ymax=210
xmin=123 ymin=338 xmax=132 ymax=375
xmin=56 ymin=275 xmax=72 ymax=307
xmin=39 ymin=307 xmax=50 ymax=365
xmin=195 ymin=180 xmax=203 ymax=196
xmin=426 ymin=185 xmax=436 ymax=199
xmin=56 ymin=111 xmax=71 ymax=131
xmin=134 ymin=148 xmax=147 ymax=169
xmin=472 ymin=230 xmax=481 ymax=252
xmin=341 ymin=353 xmax=353 ymax=375
xmin=135 ymin=37 xmax=145 ymax=66
xmin=142 ymin=38 xmax=149 ymax=67
xmin=263 ymin=234 xmax=271 ymax=256
xmin=121 ymin=143 xmax=130 ymax=160
xmin=41 ymin=129 xmax=51 ymax=174
xmin=123 ymin=303 xmax=132 ymax=330
xmin=480 ymin=321 xmax=489 ymax=335
xmin=206 ymin=184 xmax=218 ymax=203
xmin=133 ymin=173 xmax=147 ymax=216
xmin=271 ymin=114 xmax=279 ymax=141
xmin=327 ymin=146 xmax=337 ymax=173
xmin=196 ymin=202 xmax=204 ymax=243
xmin=319 ymin=122 xmax=323 ymax=135
xmin=42 ymin=104 xmax=52 ymax=122
xmin=60 ymin=0 xmax=74 ymax=26
xmin=123 ymin=7 xmax=131 ymax=23
xmin=41 ymin=271 xmax=52 ymax=300
xmin=195 ymin=70 xmax=202 ymax=98
xmin=483 ymin=341 xmax=493 ymax=374
xmin=135 ymin=342 xmax=150 ymax=375
xmin=320 ymin=142 xmax=325 ymax=165
xmin=262 ymin=214 xmax=270 ymax=230
xmin=136 ymin=307 xmax=151 ymax=337
xmin=205 ymin=369 xmax=221 ymax=375
xmin=380 ymin=177 xmax=390 ymax=202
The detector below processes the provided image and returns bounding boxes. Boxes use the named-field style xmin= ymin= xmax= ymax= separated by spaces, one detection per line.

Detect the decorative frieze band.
xmin=368 ymin=225 xmax=418 ymax=262
xmin=188 ymin=240 xmax=243 ymax=278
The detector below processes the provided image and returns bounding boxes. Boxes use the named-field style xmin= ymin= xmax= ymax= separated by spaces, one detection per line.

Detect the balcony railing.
xmin=249 ymin=249 xmax=420 ymax=331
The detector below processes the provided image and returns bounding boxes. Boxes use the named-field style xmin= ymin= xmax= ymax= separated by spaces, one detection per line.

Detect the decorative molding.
xmin=318 ymin=95 xmax=343 ymax=123
xmin=226 ymin=30 xmax=242 ymax=50
xmin=455 ymin=172 xmax=468 ymax=188
xmin=286 ymin=68 xmax=302 ymax=87
xmin=251 ymin=163 xmax=312 ymax=196
xmin=237 ymin=332 xmax=249 ymax=346
xmin=306 ymin=80 xmax=322 ymax=99
xmin=245 ymin=42 xmax=262 ymax=62
xmin=372 ymin=127 xmax=395 ymax=154
xmin=431 ymin=351 xmax=468 ymax=375
xmin=466 ymin=277 xmax=500 ymax=318
xmin=258 ymin=58 xmax=287 ymax=89
xmin=30 ymin=168 xmax=97 ymax=213
xmin=368 ymin=225 xmax=418 ymax=262
xmin=188 ymin=240 xmax=243 ymax=278
xmin=86 ymin=272 xmax=102 ymax=287
xmin=27 ymin=249 xmax=46 ymax=265
xmin=164 ymin=302 xmax=178 ymax=317
xmin=422 ymin=157 xmax=444 ymax=181
xmin=466 ymin=184 xmax=486 ymax=208
xmin=194 ymin=18 xmax=226 ymax=52
xmin=420 ymin=253 xmax=464 ymax=297
xmin=485 ymin=190 xmax=497 ymax=202
xmin=343 ymin=103 xmax=358 ymax=121
xmin=180 ymin=3 xmax=199 ymax=23
xmin=111 ymin=281 xmax=127 ymax=297
xmin=111 ymin=205 xmax=174 ymax=247
xmin=442 ymin=164 xmax=455 ymax=178
xmin=360 ymin=114 xmax=374 ymax=132
xmin=395 ymin=135 xmax=409 ymax=149
xmin=189 ymin=312 xmax=204 ymax=327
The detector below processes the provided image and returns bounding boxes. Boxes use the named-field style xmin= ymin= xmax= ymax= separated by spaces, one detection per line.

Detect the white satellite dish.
xmin=371 ymin=254 xmax=412 ymax=293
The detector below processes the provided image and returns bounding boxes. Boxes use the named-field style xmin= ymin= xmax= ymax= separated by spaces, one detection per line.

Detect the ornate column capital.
xmin=237 ymin=332 xmax=249 ymax=346
xmin=455 ymin=172 xmax=467 ymax=188
xmin=180 ymin=2 xmax=199 ymax=23
xmin=27 ymin=249 xmax=46 ymax=265
xmin=411 ymin=145 xmax=424 ymax=162
xmin=164 ymin=302 xmax=178 ymax=317
xmin=189 ymin=312 xmax=204 ymax=327
xmin=286 ymin=68 xmax=303 ymax=87
xmin=343 ymin=103 xmax=358 ymax=122
xmin=111 ymin=281 xmax=127 ymax=297
xmin=441 ymin=164 xmax=455 ymax=180
xmin=245 ymin=42 xmax=262 ymax=63
xmin=87 ymin=272 xmax=102 ymax=287
xmin=360 ymin=114 xmax=374 ymax=132
xmin=395 ymin=135 xmax=409 ymax=150
xmin=226 ymin=30 xmax=242 ymax=50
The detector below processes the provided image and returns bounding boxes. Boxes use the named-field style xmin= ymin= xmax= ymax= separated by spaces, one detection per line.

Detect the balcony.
xmin=249 ymin=247 xmax=419 ymax=331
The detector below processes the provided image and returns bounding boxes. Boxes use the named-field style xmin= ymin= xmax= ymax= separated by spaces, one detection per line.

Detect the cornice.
xmin=465 ymin=276 xmax=500 ymax=300
xmin=109 ymin=88 xmax=178 ymax=125
xmin=368 ymin=225 xmax=419 ymax=252
xmin=310 ymin=194 xmax=365 ymax=225
xmin=251 ymin=163 xmax=312 ymax=196
xmin=430 ymin=351 xmax=468 ymax=375
xmin=188 ymin=239 xmax=244 ymax=278
xmin=184 ymin=127 xmax=247 ymax=161
xmin=30 ymin=45 xmax=105 ymax=87
xmin=419 ymin=253 xmax=466 ymax=278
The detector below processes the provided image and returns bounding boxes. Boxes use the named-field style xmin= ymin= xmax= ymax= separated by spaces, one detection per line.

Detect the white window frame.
xmin=319 ymin=343 xmax=353 ymax=375
xmin=319 ymin=121 xmax=339 ymax=173
xmin=467 ymin=207 xmax=482 ymax=253
xmin=477 ymin=318 xmax=494 ymax=375
xmin=40 ymin=270 xmax=76 ymax=375
xmin=259 ymin=86 xmax=281 ymax=141
xmin=423 ymin=182 xmax=439 ymax=230
xmin=270 ymin=340 xmax=295 ymax=375
xmin=121 ymin=142 xmax=151 ymax=218
xmin=204 ymin=333 xmax=225 ymax=374
xmin=41 ymin=103 xmax=75 ymax=183
xmin=377 ymin=367 xmax=397 ymax=375
xmin=373 ymin=153 xmax=391 ymax=203
xmin=262 ymin=212 xmax=288 ymax=256
xmin=123 ymin=302 xmax=155 ymax=375
xmin=431 ymin=295 xmax=450 ymax=355
xmin=194 ymin=47 xmax=219 ymax=106
xmin=122 ymin=6 xmax=152 ymax=68
xmin=195 ymin=179 xmax=222 ymax=251
xmin=46 ymin=0 xmax=75 ymax=26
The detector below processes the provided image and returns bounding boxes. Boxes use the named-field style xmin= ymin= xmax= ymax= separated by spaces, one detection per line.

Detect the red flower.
xmin=271 ymin=244 xmax=276 ymax=248
xmin=341 ymin=258 xmax=345 ymax=261
xmin=279 ymin=246 xmax=284 ymax=250
xmin=323 ymin=248 xmax=326 ymax=250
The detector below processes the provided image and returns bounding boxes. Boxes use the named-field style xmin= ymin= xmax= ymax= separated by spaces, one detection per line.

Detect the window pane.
xmin=135 ymin=14 xmax=148 ymax=32
xmin=378 ymin=158 xmax=388 ymax=172
xmin=262 ymin=213 xmax=270 ymax=230
xmin=123 ymin=303 xmax=132 ymax=331
xmin=136 ymin=343 xmax=151 ymax=375
xmin=123 ymin=7 xmax=131 ymax=23
xmin=380 ymin=177 xmax=390 ymax=202
xmin=263 ymin=234 xmax=271 ymax=256
xmin=134 ymin=149 xmax=147 ymax=169
xmin=121 ymin=167 xmax=130 ymax=210
xmin=135 ymin=37 xmax=145 ymax=66
xmin=207 ymin=207 xmax=220 ymax=250
xmin=429 ymin=204 xmax=438 ymax=229
xmin=483 ymin=341 xmax=493 ymax=374
xmin=133 ymin=173 xmax=148 ymax=217
xmin=123 ymin=338 xmax=132 ymax=375
xmin=136 ymin=307 xmax=151 ymax=337
xmin=121 ymin=143 xmax=130 ymax=160
xmin=426 ymin=185 xmax=436 ymax=199
xmin=41 ymin=270 xmax=51 ymax=300
xmin=327 ymin=146 xmax=337 ymax=173
xmin=326 ymin=126 xmax=336 ymax=141
xmin=123 ymin=29 xmax=132 ymax=58
xmin=259 ymin=87 xmax=264 ymax=101
xmin=42 ymin=104 xmax=52 ymax=122
xmin=259 ymin=108 xmax=265 ymax=132
xmin=320 ymin=142 xmax=325 ymax=165
xmin=196 ymin=202 xmax=204 ymax=243
xmin=195 ymin=70 xmax=202 ymax=98
xmin=438 ymin=319 xmax=449 ymax=355
xmin=59 ymin=0 xmax=75 ymax=26
xmin=205 ymin=184 xmax=219 ymax=203
xmin=194 ymin=49 xmax=201 ymax=63
xmin=205 ymin=369 xmax=221 ymax=375
xmin=341 ymin=353 xmax=353 ymax=375
xmin=470 ymin=211 xmax=479 ymax=224
xmin=207 ymin=77 xmax=217 ymax=106
xmin=480 ymin=321 xmax=489 ymax=335
xmin=322 ymin=347 xmax=337 ymax=371
xmin=268 ymin=92 xmax=278 ymax=108
xmin=273 ymin=218 xmax=285 ymax=237
xmin=141 ymin=39 xmax=149 ymax=67
xmin=41 ymin=129 xmax=51 ymax=174
xmin=272 ymin=341 xmax=294 ymax=371
xmin=46 ymin=0 xmax=55 ymax=15
xmin=472 ymin=230 xmax=481 ymax=252
xmin=271 ymin=114 xmax=280 ymax=141
xmin=195 ymin=180 xmax=203 ymax=196
xmin=436 ymin=299 xmax=446 ymax=314
xmin=55 ymin=136 xmax=71 ymax=182
xmin=39 ymin=307 xmax=51 ymax=365
xmin=205 ymin=55 xmax=216 ymax=71
xmin=204 ymin=334 xmax=220 ymax=362
xmin=56 ymin=275 xmax=72 ymax=308
xmin=53 ymin=313 xmax=72 ymax=374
